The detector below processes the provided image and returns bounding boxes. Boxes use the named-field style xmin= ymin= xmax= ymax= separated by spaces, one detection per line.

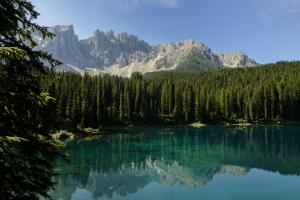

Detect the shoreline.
xmin=51 ymin=121 xmax=300 ymax=142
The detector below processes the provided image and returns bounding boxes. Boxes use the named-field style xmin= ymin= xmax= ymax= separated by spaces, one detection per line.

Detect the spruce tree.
xmin=0 ymin=0 xmax=61 ymax=199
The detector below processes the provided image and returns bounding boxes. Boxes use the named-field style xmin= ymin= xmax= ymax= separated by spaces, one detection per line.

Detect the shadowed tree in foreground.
xmin=0 ymin=0 xmax=61 ymax=199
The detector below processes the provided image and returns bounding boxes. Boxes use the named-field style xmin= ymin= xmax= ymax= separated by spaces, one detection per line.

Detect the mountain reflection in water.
xmin=49 ymin=125 xmax=300 ymax=200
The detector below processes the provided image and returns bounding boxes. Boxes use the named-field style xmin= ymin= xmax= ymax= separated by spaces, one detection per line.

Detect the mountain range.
xmin=34 ymin=25 xmax=257 ymax=77
xmin=51 ymin=157 xmax=248 ymax=200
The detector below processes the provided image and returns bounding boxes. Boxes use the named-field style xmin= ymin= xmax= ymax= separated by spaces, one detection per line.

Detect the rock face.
xmin=35 ymin=25 xmax=257 ymax=76
xmin=81 ymin=29 xmax=152 ymax=67
xmin=33 ymin=25 xmax=98 ymax=68
xmin=152 ymin=40 xmax=220 ymax=69
xmin=218 ymin=52 xmax=257 ymax=68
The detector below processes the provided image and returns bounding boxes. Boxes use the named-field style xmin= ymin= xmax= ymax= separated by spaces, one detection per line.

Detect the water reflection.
xmin=49 ymin=125 xmax=300 ymax=200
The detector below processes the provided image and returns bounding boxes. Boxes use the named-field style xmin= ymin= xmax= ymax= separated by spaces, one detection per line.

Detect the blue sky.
xmin=31 ymin=0 xmax=300 ymax=63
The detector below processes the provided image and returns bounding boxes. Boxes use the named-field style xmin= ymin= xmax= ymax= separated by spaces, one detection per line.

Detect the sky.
xmin=31 ymin=0 xmax=300 ymax=64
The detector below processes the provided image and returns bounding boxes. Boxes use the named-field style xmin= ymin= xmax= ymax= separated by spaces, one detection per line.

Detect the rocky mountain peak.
xmin=49 ymin=25 xmax=74 ymax=33
xmin=176 ymin=39 xmax=198 ymax=48
xmin=154 ymin=40 xmax=211 ymax=56
xmin=218 ymin=51 xmax=257 ymax=68
xmin=80 ymin=28 xmax=152 ymax=67
xmin=35 ymin=25 xmax=258 ymax=76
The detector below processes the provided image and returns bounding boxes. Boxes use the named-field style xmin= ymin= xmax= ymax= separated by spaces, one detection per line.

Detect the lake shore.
xmin=51 ymin=121 xmax=300 ymax=142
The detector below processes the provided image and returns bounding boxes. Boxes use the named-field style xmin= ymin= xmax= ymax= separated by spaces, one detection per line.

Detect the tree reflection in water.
xmin=49 ymin=125 xmax=300 ymax=200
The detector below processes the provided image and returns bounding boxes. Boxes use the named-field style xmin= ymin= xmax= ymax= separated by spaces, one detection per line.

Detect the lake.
xmin=49 ymin=125 xmax=300 ymax=200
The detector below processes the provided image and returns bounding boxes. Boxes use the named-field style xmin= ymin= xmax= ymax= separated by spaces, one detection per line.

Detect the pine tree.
xmin=173 ymin=82 xmax=182 ymax=120
xmin=0 ymin=1 xmax=61 ymax=199
xmin=134 ymin=80 xmax=141 ymax=115
xmin=43 ymin=61 xmax=300 ymax=125
xmin=124 ymin=80 xmax=132 ymax=120
xmin=168 ymin=81 xmax=174 ymax=116
xmin=96 ymin=76 xmax=102 ymax=124
xmin=119 ymin=91 xmax=124 ymax=120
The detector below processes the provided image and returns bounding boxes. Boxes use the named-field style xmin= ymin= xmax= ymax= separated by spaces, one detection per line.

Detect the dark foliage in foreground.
xmin=0 ymin=0 xmax=60 ymax=199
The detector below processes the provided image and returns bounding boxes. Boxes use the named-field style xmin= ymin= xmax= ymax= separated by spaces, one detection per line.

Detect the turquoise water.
xmin=50 ymin=125 xmax=300 ymax=200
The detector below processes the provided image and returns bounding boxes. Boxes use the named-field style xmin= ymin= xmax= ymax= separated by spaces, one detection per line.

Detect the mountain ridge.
xmin=34 ymin=25 xmax=257 ymax=77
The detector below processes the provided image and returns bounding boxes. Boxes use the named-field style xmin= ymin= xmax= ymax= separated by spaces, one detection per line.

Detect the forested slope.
xmin=43 ymin=61 xmax=300 ymax=128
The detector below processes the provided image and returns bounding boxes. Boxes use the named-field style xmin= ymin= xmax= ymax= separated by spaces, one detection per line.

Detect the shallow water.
xmin=49 ymin=125 xmax=300 ymax=200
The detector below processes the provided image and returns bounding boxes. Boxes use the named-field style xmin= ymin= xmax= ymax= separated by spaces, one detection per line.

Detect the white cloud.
xmin=254 ymin=0 xmax=300 ymax=16
xmin=97 ymin=0 xmax=180 ymax=10
xmin=152 ymin=0 xmax=180 ymax=8
xmin=275 ymin=0 xmax=300 ymax=13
